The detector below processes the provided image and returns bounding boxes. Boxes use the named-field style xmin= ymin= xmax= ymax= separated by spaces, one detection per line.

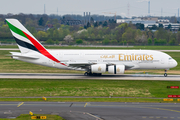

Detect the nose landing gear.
xmin=84 ymin=72 xmax=92 ymax=76
xmin=164 ymin=69 xmax=167 ymax=77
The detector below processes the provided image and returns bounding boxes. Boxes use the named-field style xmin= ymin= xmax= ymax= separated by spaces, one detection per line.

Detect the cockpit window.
xmin=169 ymin=58 xmax=172 ymax=60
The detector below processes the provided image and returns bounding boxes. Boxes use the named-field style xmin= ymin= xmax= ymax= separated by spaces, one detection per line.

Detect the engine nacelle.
xmin=91 ymin=64 xmax=106 ymax=73
xmin=108 ymin=65 xmax=125 ymax=74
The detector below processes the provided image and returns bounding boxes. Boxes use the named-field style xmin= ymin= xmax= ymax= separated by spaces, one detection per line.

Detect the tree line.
xmin=0 ymin=13 xmax=180 ymax=45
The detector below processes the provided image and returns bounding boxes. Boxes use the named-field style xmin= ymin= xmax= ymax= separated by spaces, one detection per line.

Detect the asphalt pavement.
xmin=0 ymin=73 xmax=180 ymax=81
xmin=1 ymin=102 xmax=180 ymax=120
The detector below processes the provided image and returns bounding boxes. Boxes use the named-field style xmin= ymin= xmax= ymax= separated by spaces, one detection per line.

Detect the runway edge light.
xmin=42 ymin=97 xmax=47 ymax=101
xmin=29 ymin=111 xmax=33 ymax=115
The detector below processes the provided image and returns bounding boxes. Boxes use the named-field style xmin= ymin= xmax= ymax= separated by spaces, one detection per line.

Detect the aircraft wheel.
xmin=92 ymin=73 xmax=96 ymax=76
xmin=97 ymin=73 xmax=102 ymax=76
xmin=164 ymin=73 xmax=167 ymax=77
xmin=89 ymin=72 xmax=93 ymax=76
xmin=92 ymin=73 xmax=102 ymax=76
xmin=84 ymin=72 xmax=88 ymax=76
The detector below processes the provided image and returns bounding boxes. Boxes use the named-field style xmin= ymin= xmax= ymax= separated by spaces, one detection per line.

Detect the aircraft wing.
xmin=67 ymin=62 xmax=94 ymax=71
xmin=124 ymin=64 xmax=134 ymax=69
xmin=67 ymin=62 xmax=134 ymax=71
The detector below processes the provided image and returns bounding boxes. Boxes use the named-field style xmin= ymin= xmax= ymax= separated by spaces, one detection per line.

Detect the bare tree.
xmin=135 ymin=34 xmax=147 ymax=43
xmin=64 ymin=35 xmax=74 ymax=44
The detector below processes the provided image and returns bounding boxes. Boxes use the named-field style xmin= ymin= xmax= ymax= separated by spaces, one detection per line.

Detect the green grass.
xmin=0 ymin=114 xmax=64 ymax=120
xmin=0 ymin=45 xmax=180 ymax=50
xmin=0 ymin=79 xmax=180 ymax=98
xmin=0 ymin=50 xmax=179 ymax=73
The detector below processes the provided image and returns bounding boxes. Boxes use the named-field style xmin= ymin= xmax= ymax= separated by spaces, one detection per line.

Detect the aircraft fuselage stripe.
xmin=22 ymin=31 xmax=67 ymax=66
xmin=14 ymin=37 xmax=39 ymax=53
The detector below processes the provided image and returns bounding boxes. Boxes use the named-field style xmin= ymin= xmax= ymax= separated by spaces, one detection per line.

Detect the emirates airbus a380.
xmin=6 ymin=19 xmax=177 ymax=77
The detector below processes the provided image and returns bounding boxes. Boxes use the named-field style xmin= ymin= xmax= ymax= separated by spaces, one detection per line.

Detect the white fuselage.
xmin=13 ymin=49 xmax=177 ymax=71
xmin=6 ymin=19 xmax=178 ymax=75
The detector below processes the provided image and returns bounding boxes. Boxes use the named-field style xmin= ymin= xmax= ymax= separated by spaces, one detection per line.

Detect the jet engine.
xmin=91 ymin=64 xmax=106 ymax=73
xmin=108 ymin=65 xmax=125 ymax=74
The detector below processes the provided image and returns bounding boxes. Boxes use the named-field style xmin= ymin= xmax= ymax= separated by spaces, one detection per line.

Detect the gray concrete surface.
xmin=0 ymin=73 xmax=180 ymax=81
xmin=0 ymin=102 xmax=180 ymax=120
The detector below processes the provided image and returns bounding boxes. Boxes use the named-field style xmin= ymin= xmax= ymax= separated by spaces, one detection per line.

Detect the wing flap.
xmin=67 ymin=62 xmax=94 ymax=71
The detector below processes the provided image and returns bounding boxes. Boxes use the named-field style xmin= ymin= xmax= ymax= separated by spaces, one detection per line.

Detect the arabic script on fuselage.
xmin=100 ymin=54 xmax=154 ymax=61
xmin=100 ymin=55 xmax=115 ymax=59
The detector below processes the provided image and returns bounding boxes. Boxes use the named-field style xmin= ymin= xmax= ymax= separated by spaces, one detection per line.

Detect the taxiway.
xmin=0 ymin=73 xmax=180 ymax=81
xmin=1 ymin=102 xmax=180 ymax=120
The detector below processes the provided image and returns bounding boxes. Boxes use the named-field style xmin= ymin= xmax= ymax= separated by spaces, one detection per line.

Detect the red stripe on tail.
xmin=23 ymin=31 xmax=66 ymax=66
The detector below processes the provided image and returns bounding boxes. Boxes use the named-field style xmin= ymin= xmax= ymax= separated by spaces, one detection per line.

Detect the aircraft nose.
xmin=168 ymin=59 xmax=178 ymax=68
xmin=173 ymin=59 xmax=178 ymax=67
xmin=174 ymin=59 xmax=178 ymax=67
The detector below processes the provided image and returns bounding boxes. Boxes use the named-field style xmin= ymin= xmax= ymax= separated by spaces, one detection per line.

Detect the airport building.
xmin=117 ymin=18 xmax=180 ymax=30
xmin=163 ymin=23 xmax=180 ymax=30
xmin=116 ymin=18 xmax=156 ymax=25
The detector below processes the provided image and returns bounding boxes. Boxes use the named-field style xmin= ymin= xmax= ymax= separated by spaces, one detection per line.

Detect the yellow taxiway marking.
xmin=17 ymin=102 xmax=24 ymax=107
xmin=84 ymin=103 xmax=87 ymax=107
xmin=86 ymin=112 xmax=103 ymax=120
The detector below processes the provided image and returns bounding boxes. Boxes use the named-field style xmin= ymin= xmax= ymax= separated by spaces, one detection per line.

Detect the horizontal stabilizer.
xmin=10 ymin=52 xmax=39 ymax=59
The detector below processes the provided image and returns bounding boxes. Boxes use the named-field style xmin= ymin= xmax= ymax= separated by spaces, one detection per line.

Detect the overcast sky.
xmin=1 ymin=0 xmax=180 ymax=17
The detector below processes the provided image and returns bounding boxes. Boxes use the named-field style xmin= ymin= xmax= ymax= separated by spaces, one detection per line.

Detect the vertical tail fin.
xmin=6 ymin=19 xmax=66 ymax=66
xmin=6 ymin=19 xmax=45 ymax=54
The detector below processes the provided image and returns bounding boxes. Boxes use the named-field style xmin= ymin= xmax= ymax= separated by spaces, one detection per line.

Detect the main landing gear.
xmin=84 ymin=72 xmax=102 ymax=76
xmin=164 ymin=69 xmax=167 ymax=77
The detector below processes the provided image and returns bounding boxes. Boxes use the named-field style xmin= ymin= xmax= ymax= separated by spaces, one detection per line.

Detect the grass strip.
xmin=0 ymin=79 xmax=180 ymax=98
